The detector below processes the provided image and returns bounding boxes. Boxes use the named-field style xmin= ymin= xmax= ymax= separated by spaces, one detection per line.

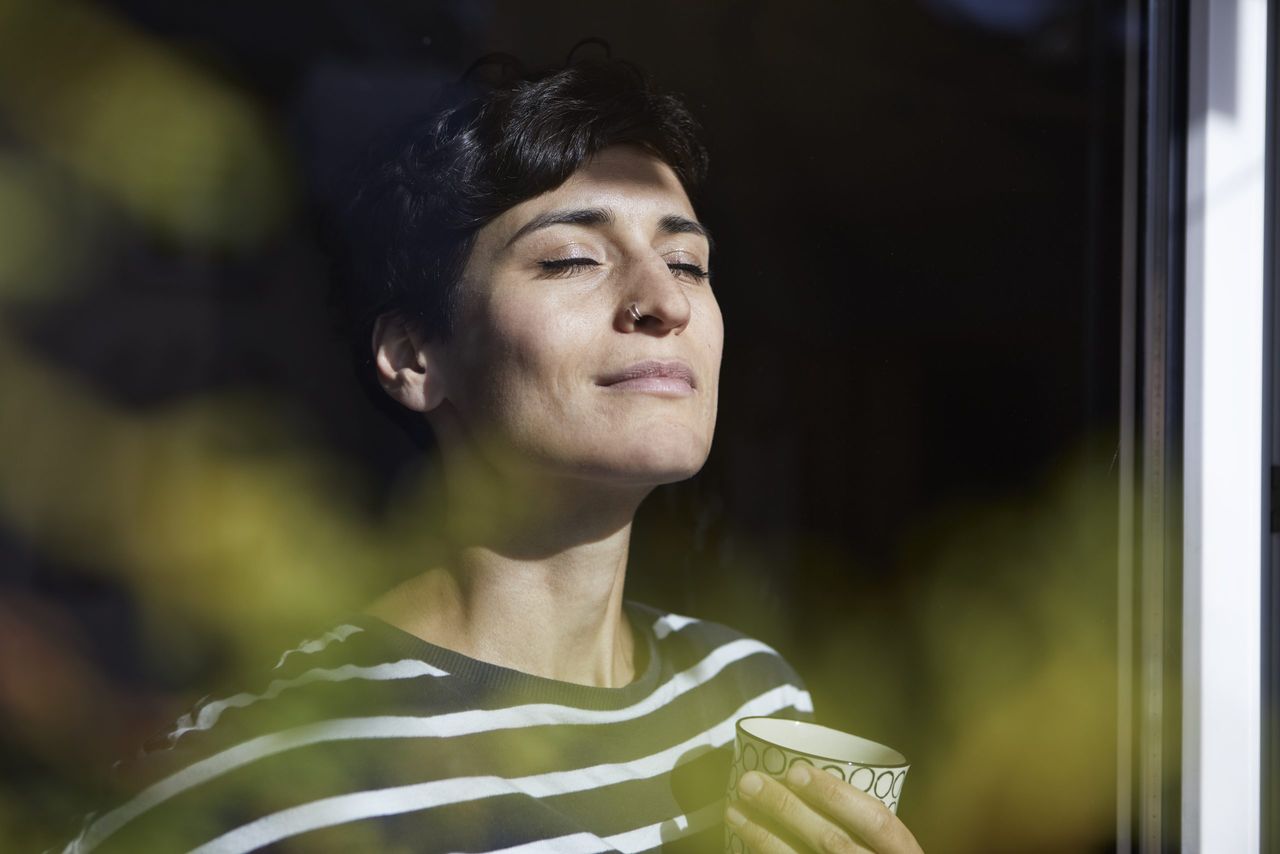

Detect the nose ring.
xmin=627 ymin=303 xmax=644 ymax=323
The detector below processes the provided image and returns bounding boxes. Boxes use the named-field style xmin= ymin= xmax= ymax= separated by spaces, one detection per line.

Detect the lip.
xmin=597 ymin=360 xmax=697 ymax=396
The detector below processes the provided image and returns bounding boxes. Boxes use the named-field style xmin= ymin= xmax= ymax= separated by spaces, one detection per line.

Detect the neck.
xmin=367 ymin=443 xmax=652 ymax=688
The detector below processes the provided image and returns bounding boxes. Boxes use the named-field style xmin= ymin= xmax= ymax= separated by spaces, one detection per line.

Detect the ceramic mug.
xmin=725 ymin=717 xmax=910 ymax=853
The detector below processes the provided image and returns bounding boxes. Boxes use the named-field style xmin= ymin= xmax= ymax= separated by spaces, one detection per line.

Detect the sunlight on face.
xmin=435 ymin=145 xmax=724 ymax=488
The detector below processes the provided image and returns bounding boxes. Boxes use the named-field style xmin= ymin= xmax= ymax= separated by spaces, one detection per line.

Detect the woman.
xmin=66 ymin=56 xmax=922 ymax=853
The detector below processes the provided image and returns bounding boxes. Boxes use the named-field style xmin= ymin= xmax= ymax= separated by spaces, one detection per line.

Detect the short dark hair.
xmin=325 ymin=53 xmax=710 ymax=379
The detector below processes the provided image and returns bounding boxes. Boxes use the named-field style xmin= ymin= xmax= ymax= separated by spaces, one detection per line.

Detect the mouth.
xmin=597 ymin=360 xmax=697 ymax=397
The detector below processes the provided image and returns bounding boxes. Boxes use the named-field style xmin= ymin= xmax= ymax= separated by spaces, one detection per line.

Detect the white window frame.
xmin=1182 ymin=1 xmax=1270 ymax=852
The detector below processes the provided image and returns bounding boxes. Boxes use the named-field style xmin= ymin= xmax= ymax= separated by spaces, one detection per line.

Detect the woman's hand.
xmin=726 ymin=766 xmax=923 ymax=853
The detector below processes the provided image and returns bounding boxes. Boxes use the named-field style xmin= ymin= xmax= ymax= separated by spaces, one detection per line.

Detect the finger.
xmin=725 ymin=802 xmax=805 ymax=854
xmin=736 ymin=771 xmax=875 ymax=854
xmin=728 ymin=799 xmax=817 ymax=853
xmin=782 ymin=764 xmax=923 ymax=854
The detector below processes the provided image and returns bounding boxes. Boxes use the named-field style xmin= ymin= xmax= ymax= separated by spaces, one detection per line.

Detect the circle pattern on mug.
xmin=821 ymin=764 xmax=846 ymax=782
xmin=762 ymin=746 xmax=786 ymax=775
xmin=742 ymin=743 xmax=759 ymax=771
xmin=849 ymin=765 xmax=875 ymax=792
xmin=874 ymin=771 xmax=894 ymax=799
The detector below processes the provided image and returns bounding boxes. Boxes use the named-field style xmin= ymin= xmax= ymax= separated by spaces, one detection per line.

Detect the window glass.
xmin=0 ymin=2 xmax=1127 ymax=851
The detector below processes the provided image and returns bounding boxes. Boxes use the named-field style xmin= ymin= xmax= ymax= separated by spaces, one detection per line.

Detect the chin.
xmin=564 ymin=435 xmax=712 ymax=487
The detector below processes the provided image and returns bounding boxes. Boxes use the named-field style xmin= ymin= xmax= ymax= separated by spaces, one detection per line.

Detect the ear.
xmin=371 ymin=313 xmax=447 ymax=413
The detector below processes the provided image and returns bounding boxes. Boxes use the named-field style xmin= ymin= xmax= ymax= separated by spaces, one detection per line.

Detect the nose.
xmin=615 ymin=256 xmax=692 ymax=335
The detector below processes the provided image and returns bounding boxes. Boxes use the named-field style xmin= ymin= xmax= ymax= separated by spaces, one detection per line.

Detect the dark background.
xmin=0 ymin=1 xmax=1126 ymax=851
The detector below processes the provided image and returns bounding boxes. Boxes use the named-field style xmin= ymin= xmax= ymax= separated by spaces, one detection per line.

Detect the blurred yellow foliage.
xmin=0 ymin=334 xmax=431 ymax=668
xmin=801 ymin=458 xmax=1121 ymax=853
xmin=0 ymin=0 xmax=290 ymax=251
xmin=0 ymin=152 xmax=102 ymax=300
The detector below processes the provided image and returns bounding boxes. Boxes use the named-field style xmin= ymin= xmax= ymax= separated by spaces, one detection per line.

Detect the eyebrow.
xmin=503 ymin=207 xmax=714 ymax=252
xmin=658 ymin=214 xmax=715 ymax=253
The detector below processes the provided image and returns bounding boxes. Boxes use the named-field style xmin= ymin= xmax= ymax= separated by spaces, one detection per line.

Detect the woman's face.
xmin=433 ymin=144 xmax=723 ymax=488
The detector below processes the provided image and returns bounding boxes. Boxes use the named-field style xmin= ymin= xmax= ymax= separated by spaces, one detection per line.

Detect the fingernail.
xmin=738 ymin=771 xmax=764 ymax=796
xmin=726 ymin=805 xmax=747 ymax=827
xmin=787 ymin=764 xmax=811 ymax=787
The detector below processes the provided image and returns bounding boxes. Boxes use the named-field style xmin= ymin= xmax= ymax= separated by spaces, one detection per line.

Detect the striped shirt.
xmin=66 ymin=600 xmax=813 ymax=853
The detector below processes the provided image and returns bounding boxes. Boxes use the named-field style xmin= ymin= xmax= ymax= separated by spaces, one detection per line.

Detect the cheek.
xmin=707 ymin=303 xmax=725 ymax=364
xmin=697 ymin=296 xmax=725 ymax=388
xmin=491 ymin=295 xmax=588 ymax=375
xmin=459 ymin=293 xmax=596 ymax=419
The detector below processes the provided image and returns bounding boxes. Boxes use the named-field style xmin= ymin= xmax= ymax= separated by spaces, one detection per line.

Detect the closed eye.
xmin=668 ymin=262 xmax=709 ymax=282
xmin=538 ymin=258 xmax=601 ymax=278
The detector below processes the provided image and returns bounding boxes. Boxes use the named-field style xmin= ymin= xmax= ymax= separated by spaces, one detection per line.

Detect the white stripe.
xmin=191 ymin=685 xmax=804 ymax=854
xmin=71 ymin=637 xmax=806 ymax=852
xmin=651 ymin=612 xmax=698 ymax=639
xmin=274 ymin=624 xmax=364 ymax=670
xmin=476 ymin=800 xmax=721 ymax=854
xmin=149 ymin=624 xmax=370 ymax=752
xmin=165 ymin=660 xmax=450 ymax=745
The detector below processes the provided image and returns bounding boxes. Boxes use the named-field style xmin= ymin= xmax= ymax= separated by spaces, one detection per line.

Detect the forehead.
xmin=487 ymin=146 xmax=696 ymax=243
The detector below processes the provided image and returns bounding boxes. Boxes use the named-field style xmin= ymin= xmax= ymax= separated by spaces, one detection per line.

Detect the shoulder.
xmin=628 ymin=599 xmax=799 ymax=665
xmin=138 ymin=619 xmax=429 ymax=757
xmin=627 ymin=600 xmax=814 ymax=720
xmin=65 ymin=619 xmax=452 ymax=853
